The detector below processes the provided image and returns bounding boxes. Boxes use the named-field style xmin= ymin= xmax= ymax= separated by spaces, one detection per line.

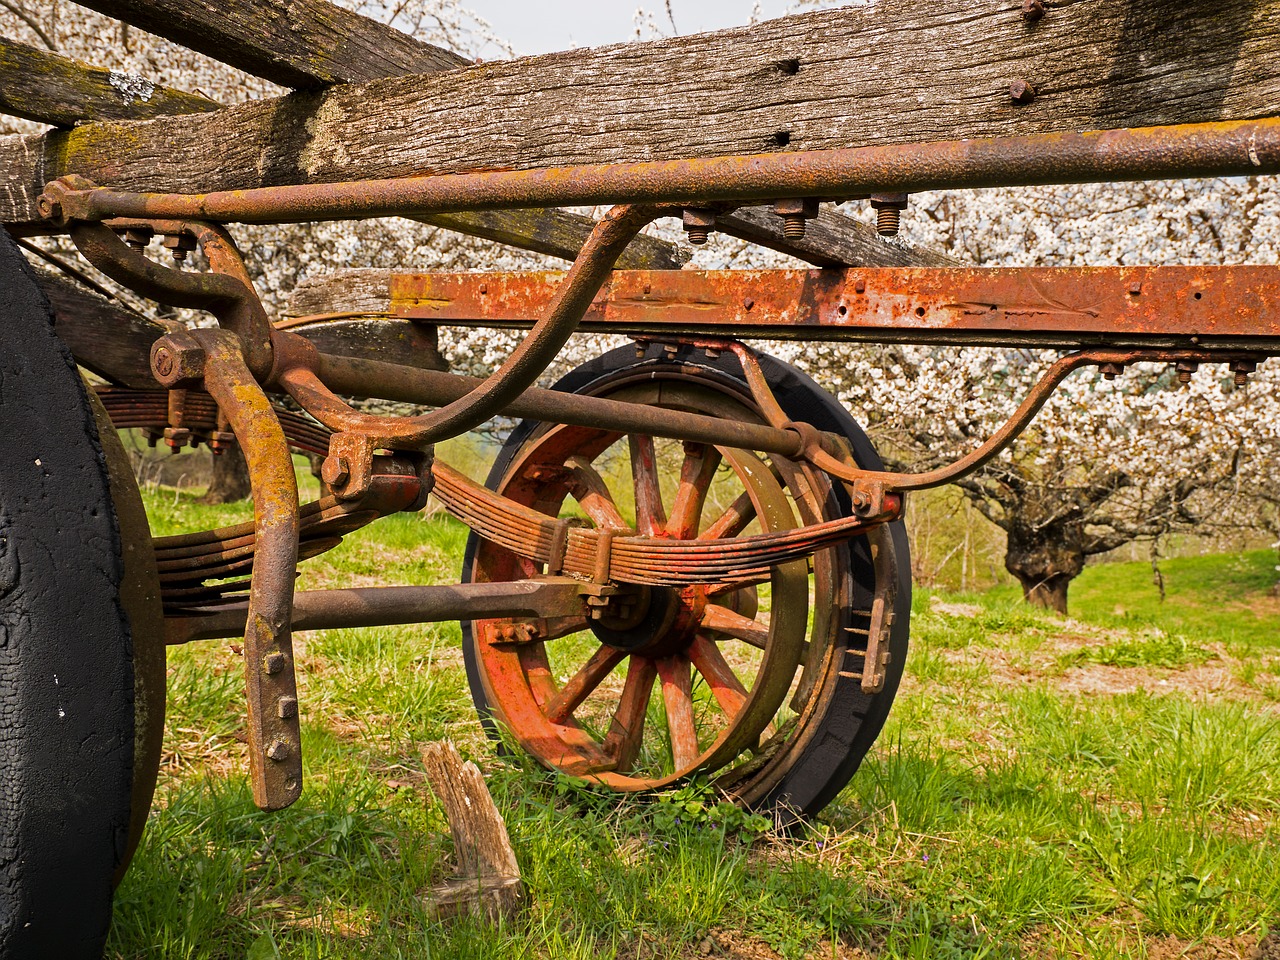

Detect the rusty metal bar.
xmin=332 ymin=266 xmax=1280 ymax=351
xmin=165 ymin=578 xmax=592 ymax=644
xmin=190 ymin=329 xmax=302 ymax=811
xmin=39 ymin=118 xmax=1280 ymax=227
xmin=313 ymin=354 xmax=806 ymax=457
xmin=67 ymin=215 xmax=275 ymax=378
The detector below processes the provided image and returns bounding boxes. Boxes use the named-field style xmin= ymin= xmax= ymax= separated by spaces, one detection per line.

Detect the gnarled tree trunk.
xmin=1002 ymin=516 xmax=1087 ymax=615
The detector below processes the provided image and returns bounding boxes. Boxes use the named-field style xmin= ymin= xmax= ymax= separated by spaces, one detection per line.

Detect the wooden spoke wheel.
xmin=0 ymin=232 xmax=165 ymax=958
xmin=461 ymin=344 xmax=911 ymax=818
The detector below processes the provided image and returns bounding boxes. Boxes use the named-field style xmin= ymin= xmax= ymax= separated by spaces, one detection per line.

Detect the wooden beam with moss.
xmin=0 ymin=36 xmax=219 ymax=128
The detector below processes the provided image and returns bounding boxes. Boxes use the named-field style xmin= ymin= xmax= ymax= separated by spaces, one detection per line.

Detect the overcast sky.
xmin=466 ymin=1 xmax=794 ymax=56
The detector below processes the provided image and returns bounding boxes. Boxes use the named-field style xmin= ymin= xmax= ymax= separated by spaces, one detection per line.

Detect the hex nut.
xmin=321 ymin=456 xmax=351 ymax=487
xmin=150 ymin=335 xmax=206 ymax=388
xmin=266 ymin=740 xmax=291 ymax=762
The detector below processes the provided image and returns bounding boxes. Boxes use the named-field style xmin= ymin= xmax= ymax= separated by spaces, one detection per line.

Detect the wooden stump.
xmin=420 ymin=741 xmax=524 ymax=923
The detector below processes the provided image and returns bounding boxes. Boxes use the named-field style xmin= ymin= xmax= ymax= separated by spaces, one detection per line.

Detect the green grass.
xmin=107 ymin=489 xmax=1280 ymax=959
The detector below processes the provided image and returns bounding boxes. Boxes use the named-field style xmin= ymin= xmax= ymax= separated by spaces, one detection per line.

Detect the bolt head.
xmin=321 ymin=456 xmax=351 ymax=487
xmin=1021 ymin=0 xmax=1045 ymax=21
xmin=277 ymin=696 xmax=299 ymax=719
xmin=150 ymin=335 xmax=206 ymax=388
xmin=263 ymin=652 xmax=287 ymax=675
xmin=1009 ymin=79 xmax=1038 ymax=104
xmin=266 ymin=740 xmax=291 ymax=762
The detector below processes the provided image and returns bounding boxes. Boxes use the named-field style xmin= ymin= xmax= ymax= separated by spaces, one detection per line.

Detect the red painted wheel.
xmin=461 ymin=345 xmax=910 ymax=817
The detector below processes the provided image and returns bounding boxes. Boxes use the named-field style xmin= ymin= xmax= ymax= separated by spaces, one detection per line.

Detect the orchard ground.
xmin=108 ymin=467 xmax=1280 ymax=960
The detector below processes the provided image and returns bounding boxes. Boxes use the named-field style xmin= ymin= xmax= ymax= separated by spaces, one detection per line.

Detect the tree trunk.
xmin=199 ymin=444 xmax=251 ymax=504
xmin=1003 ymin=520 xmax=1087 ymax=615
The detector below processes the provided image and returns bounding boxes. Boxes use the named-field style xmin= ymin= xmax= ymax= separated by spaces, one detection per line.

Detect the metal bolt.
xmin=743 ymin=297 xmax=755 ymax=311
xmin=124 ymin=228 xmax=153 ymax=251
xmin=149 ymin=334 xmax=206 ymax=389
xmin=1176 ymin=360 xmax=1199 ymax=384
xmin=1128 ymin=281 xmax=1143 ymax=296
xmin=478 ymin=283 xmax=488 ymax=295
xmin=783 ymin=215 xmax=807 ymax=239
xmin=683 ymin=208 xmax=717 ymax=245
xmin=870 ymin=193 xmax=909 ymax=237
xmin=1230 ymin=360 xmax=1258 ymax=386
xmin=277 ymin=696 xmax=299 ymax=719
xmin=266 ymin=740 xmax=291 ymax=762
xmin=773 ymin=197 xmax=819 ymax=241
xmin=1100 ymin=362 xmax=1124 ymax=381
xmin=1020 ymin=0 xmax=1045 ymax=21
xmin=854 ymin=279 xmax=866 ymax=294
xmin=153 ymin=349 xmax=175 ymax=378
xmin=162 ymin=426 xmax=191 ymax=453
xmin=263 ymin=652 xmax=286 ymax=675
xmin=321 ymin=456 xmax=350 ymax=487
xmin=162 ymin=233 xmax=198 ymax=262
xmin=1009 ymin=79 xmax=1037 ymax=104
xmin=35 ymin=193 xmax=62 ymax=222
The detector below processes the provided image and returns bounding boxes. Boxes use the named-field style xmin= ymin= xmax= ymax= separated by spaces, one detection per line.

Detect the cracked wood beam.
xmin=0 ymin=37 xmax=220 ymax=128
xmin=72 ymin=0 xmax=468 ymax=89
xmin=718 ymin=206 xmax=961 ymax=268
xmin=0 ymin=31 xmax=684 ymax=267
xmin=5 ymin=0 xmax=1277 ymax=229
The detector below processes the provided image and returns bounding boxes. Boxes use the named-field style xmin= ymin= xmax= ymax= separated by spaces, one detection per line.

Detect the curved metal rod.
xmin=730 ymin=343 xmax=1273 ymax=492
xmin=838 ymin=349 xmax=1280 ymax=490
xmin=192 ymin=329 xmax=302 ymax=810
xmin=274 ymin=203 xmax=669 ymax=448
xmin=67 ymin=218 xmax=273 ymax=378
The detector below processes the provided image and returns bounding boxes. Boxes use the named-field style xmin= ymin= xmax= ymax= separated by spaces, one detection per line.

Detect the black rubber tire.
xmin=0 ymin=233 xmax=140 ymax=958
xmin=460 ymin=343 xmax=910 ymax=819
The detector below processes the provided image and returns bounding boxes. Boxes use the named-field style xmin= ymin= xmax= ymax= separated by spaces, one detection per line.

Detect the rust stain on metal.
xmin=380 ymin=266 xmax=1280 ymax=348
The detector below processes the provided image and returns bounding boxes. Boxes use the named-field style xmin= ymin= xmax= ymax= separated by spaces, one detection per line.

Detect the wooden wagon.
xmin=2 ymin=1 xmax=1278 ymax=954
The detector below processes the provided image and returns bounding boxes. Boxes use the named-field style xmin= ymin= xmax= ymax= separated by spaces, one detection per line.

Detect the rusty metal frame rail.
xmin=332 ymin=265 xmax=1280 ymax=352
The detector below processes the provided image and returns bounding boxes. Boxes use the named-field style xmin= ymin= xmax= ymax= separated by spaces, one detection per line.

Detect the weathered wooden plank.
xmin=52 ymin=2 xmax=680 ymax=267
xmin=35 ymin=268 xmax=166 ymax=386
xmin=417 ymin=209 xmax=689 ymax=269
xmin=0 ymin=37 xmax=219 ymax=128
xmin=717 ymin=207 xmax=962 ymax=268
xmin=283 ymin=318 xmax=447 ymax=371
xmin=73 ymin=0 xmax=467 ymax=89
xmin=6 ymin=1 xmax=1279 ymax=228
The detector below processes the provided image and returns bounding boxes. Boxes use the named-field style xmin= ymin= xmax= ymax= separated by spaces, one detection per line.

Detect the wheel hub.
xmin=590 ymin=583 xmax=708 ymax=657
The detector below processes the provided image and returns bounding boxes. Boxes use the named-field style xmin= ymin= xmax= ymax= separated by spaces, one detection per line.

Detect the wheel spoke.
xmin=603 ymin=655 xmax=658 ymax=772
xmin=699 ymin=489 xmax=756 ymax=541
xmin=629 ymin=434 xmax=667 ymax=537
xmin=702 ymin=603 xmax=770 ymax=650
xmin=666 ymin=443 xmax=722 ymax=539
xmin=565 ymin=456 xmax=629 ymax=530
xmin=656 ymin=655 xmax=700 ymax=771
xmin=544 ymin=644 xmax=627 ymax=725
xmin=688 ymin=634 xmax=748 ymax=717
